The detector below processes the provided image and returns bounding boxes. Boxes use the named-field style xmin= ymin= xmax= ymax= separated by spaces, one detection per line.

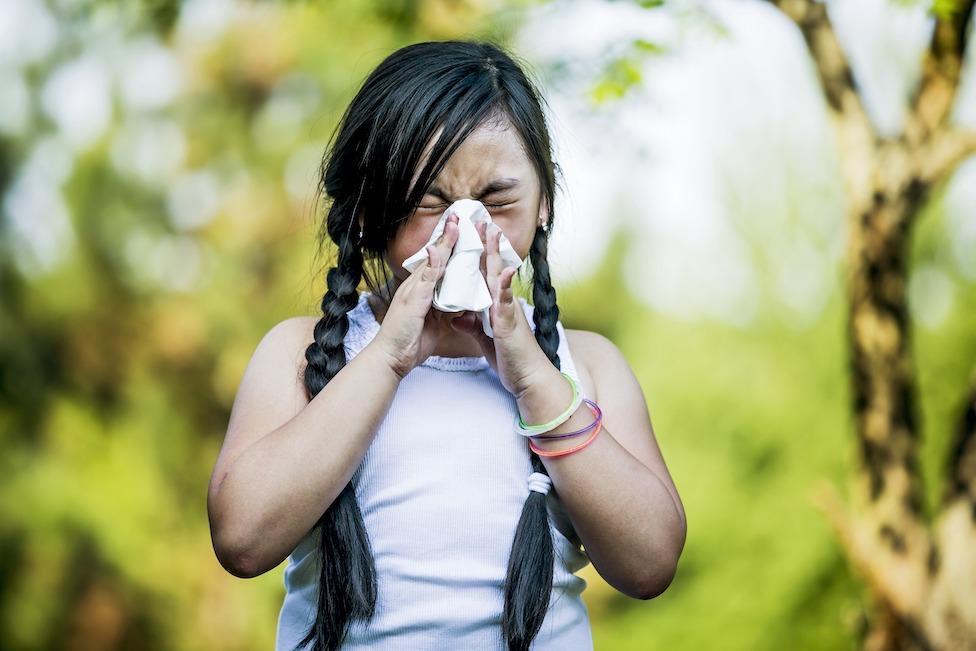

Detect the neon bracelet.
xmin=530 ymin=398 xmax=602 ymax=440
xmin=529 ymin=419 xmax=602 ymax=457
xmin=514 ymin=371 xmax=583 ymax=437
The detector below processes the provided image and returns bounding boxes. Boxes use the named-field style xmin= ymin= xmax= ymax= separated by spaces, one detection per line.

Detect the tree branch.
xmin=809 ymin=479 xmax=930 ymax=620
xmin=943 ymin=369 xmax=976 ymax=515
xmin=917 ymin=127 xmax=976 ymax=184
xmin=907 ymin=0 xmax=975 ymax=145
xmin=763 ymin=0 xmax=873 ymax=127
xmin=764 ymin=0 xmax=878 ymax=213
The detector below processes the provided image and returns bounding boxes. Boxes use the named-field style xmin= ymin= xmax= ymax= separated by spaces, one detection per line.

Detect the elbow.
xmin=213 ymin=536 xmax=267 ymax=579
xmin=209 ymin=514 xmax=262 ymax=578
xmin=635 ymin=562 xmax=678 ymax=600
xmin=635 ymin=531 xmax=685 ymax=600
xmin=610 ymin=551 xmax=680 ymax=600
xmin=208 ymin=493 xmax=271 ymax=579
xmin=223 ymin=557 xmax=267 ymax=580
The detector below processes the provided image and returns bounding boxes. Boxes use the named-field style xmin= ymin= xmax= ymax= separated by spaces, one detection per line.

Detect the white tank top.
xmin=276 ymin=291 xmax=593 ymax=650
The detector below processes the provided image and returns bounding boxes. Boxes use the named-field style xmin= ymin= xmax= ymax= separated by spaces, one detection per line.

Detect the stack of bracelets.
xmin=514 ymin=371 xmax=602 ymax=458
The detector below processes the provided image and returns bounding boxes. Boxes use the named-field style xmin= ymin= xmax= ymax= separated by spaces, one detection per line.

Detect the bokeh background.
xmin=2 ymin=0 xmax=975 ymax=649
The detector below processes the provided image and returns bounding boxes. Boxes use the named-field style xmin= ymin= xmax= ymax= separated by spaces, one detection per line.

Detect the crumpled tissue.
xmin=401 ymin=198 xmax=524 ymax=338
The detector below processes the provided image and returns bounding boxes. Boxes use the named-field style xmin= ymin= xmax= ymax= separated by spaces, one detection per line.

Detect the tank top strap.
xmin=343 ymin=291 xmax=379 ymax=359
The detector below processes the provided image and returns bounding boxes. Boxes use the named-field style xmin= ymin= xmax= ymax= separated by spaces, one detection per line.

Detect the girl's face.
xmin=382 ymin=116 xmax=547 ymax=285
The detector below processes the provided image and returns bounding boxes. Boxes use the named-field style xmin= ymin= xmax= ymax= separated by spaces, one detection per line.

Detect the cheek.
xmin=387 ymin=224 xmax=436 ymax=273
xmin=488 ymin=213 xmax=534 ymax=260
xmin=507 ymin=233 xmax=534 ymax=263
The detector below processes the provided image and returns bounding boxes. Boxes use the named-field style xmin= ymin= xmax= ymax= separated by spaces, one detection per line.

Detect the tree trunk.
xmin=764 ymin=0 xmax=976 ymax=648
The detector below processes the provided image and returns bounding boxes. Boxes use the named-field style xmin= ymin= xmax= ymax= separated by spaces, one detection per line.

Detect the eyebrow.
xmin=426 ymin=178 xmax=521 ymax=201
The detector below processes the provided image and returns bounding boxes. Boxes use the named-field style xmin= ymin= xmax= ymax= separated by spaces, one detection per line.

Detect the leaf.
xmin=633 ymin=37 xmax=664 ymax=54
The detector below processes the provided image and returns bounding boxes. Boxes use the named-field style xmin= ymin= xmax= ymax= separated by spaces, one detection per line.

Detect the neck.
xmin=367 ymin=276 xmax=486 ymax=358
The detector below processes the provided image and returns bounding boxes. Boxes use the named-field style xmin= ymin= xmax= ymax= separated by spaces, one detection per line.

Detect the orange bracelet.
xmin=529 ymin=419 xmax=603 ymax=457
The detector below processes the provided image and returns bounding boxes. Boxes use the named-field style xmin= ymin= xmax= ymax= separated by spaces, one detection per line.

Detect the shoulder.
xmin=563 ymin=327 xmax=614 ymax=355
xmin=266 ymin=314 xmax=318 ymax=342
xmin=261 ymin=311 xmax=368 ymax=380
xmin=246 ymin=316 xmax=319 ymax=401
xmin=563 ymin=328 xmax=634 ymax=404
xmin=262 ymin=316 xmax=318 ymax=364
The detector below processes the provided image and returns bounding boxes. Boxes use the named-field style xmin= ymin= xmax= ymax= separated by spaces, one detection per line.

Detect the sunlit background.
xmin=2 ymin=0 xmax=975 ymax=648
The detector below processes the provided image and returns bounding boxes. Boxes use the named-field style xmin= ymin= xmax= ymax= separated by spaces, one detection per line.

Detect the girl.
xmin=207 ymin=40 xmax=686 ymax=651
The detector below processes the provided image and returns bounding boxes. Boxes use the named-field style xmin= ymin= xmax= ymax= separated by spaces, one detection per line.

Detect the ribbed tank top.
xmin=275 ymin=291 xmax=593 ymax=650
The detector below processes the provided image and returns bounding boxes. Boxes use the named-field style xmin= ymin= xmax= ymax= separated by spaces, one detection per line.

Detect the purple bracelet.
xmin=530 ymin=398 xmax=602 ymax=440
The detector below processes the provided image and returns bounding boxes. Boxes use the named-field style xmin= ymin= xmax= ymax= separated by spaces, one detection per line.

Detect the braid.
xmin=528 ymin=226 xmax=561 ymax=370
xmin=501 ymin=225 xmax=562 ymax=651
xmin=303 ymin=244 xmax=364 ymax=395
xmin=295 ymin=226 xmax=377 ymax=651
xmin=281 ymin=35 xmax=577 ymax=651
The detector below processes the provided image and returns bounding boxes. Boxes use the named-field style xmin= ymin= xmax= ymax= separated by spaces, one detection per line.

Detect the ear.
xmin=537 ymin=194 xmax=549 ymax=230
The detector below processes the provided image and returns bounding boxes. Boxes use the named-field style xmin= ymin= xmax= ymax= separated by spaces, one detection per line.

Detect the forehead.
xmin=411 ymin=117 xmax=533 ymax=193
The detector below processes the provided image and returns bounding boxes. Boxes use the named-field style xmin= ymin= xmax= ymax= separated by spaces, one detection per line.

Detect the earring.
xmin=358 ymin=225 xmax=364 ymax=240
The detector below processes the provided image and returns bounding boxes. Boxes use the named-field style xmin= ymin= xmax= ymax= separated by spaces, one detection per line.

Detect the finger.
xmin=420 ymin=242 xmax=444 ymax=283
xmin=434 ymin=215 xmax=461 ymax=283
xmin=486 ymin=222 xmax=502 ymax=279
xmin=434 ymin=213 xmax=457 ymax=245
xmin=472 ymin=222 xmax=486 ymax=279
xmin=499 ymin=266 xmax=517 ymax=305
xmin=419 ymin=215 xmax=458 ymax=284
xmin=433 ymin=213 xmax=460 ymax=264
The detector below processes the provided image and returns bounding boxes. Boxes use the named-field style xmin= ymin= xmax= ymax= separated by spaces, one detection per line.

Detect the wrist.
xmin=515 ymin=366 xmax=586 ymax=435
xmin=516 ymin=369 xmax=598 ymax=453
xmin=513 ymin=348 xmax=563 ymax=401
xmin=362 ymin=340 xmax=409 ymax=382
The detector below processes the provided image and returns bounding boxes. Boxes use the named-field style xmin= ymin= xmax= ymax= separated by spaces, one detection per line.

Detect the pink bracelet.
xmin=529 ymin=419 xmax=602 ymax=458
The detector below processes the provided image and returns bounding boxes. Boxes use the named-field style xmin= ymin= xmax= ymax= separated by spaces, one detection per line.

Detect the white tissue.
xmin=401 ymin=198 xmax=524 ymax=338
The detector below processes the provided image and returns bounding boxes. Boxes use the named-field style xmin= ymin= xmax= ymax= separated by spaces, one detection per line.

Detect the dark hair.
xmin=299 ymin=39 xmax=565 ymax=651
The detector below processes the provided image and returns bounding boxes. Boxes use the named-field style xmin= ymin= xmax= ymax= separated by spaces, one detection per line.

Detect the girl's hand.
xmin=372 ymin=213 xmax=461 ymax=379
xmin=450 ymin=221 xmax=553 ymax=398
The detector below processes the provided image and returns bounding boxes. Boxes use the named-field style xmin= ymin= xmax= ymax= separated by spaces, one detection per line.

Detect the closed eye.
xmin=418 ymin=202 xmax=513 ymax=210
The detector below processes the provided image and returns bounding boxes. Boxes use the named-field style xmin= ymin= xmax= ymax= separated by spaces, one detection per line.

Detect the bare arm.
xmin=518 ymin=330 xmax=686 ymax=600
xmin=209 ymin=216 xmax=461 ymax=579
xmin=207 ymin=317 xmax=402 ymax=578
